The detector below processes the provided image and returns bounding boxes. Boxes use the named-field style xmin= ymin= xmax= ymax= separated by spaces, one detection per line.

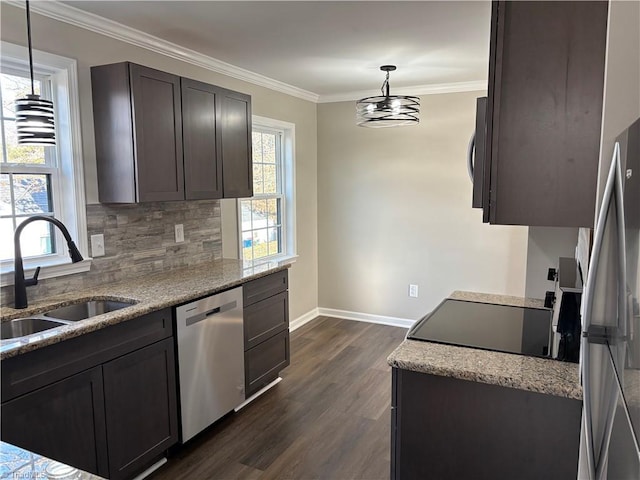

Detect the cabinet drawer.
xmin=1 ymin=308 xmax=172 ymax=402
xmin=245 ymin=330 xmax=290 ymax=397
xmin=243 ymin=270 xmax=288 ymax=306
xmin=244 ymin=291 xmax=288 ymax=350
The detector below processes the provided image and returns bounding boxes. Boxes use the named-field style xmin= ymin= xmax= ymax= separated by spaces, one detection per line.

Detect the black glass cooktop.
xmin=407 ymin=299 xmax=553 ymax=358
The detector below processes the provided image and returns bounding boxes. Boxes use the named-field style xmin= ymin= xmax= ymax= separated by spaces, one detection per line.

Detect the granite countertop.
xmin=0 ymin=258 xmax=291 ymax=360
xmin=0 ymin=441 xmax=104 ymax=479
xmin=387 ymin=290 xmax=582 ymax=400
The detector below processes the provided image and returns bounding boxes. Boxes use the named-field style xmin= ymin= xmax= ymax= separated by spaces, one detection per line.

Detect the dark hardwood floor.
xmin=151 ymin=316 xmax=407 ymax=480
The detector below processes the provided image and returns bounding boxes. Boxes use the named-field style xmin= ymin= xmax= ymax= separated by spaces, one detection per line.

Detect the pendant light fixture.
xmin=15 ymin=0 xmax=56 ymax=146
xmin=356 ymin=65 xmax=420 ymax=128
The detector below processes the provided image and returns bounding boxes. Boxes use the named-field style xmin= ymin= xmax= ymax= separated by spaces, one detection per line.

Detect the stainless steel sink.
xmin=1 ymin=318 xmax=67 ymax=340
xmin=44 ymin=300 xmax=136 ymax=321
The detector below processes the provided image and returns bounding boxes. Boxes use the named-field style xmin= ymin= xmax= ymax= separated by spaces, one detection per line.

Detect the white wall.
xmin=317 ymin=92 xmax=529 ymax=321
xmin=0 ymin=3 xmax=318 ymax=321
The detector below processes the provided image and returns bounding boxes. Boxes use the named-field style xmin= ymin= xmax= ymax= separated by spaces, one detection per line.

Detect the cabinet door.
xmin=130 ymin=63 xmax=184 ymax=202
xmin=1 ymin=367 xmax=109 ymax=477
xmin=393 ymin=368 xmax=581 ymax=479
xmin=181 ymin=78 xmax=223 ymax=200
xmin=487 ymin=1 xmax=607 ymax=227
xmin=219 ymin=89 xmax=253 ymax=198
xmin=103 ymin=338 xmax=178 ymax=480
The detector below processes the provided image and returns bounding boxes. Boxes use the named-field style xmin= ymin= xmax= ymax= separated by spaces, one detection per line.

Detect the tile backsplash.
xmin=1 ymin=200 xmax=222 ymax=307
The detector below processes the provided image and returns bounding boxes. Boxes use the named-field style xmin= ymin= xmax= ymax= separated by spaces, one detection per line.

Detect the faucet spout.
xmin=13 ymin=215 xmax=84 ymax=309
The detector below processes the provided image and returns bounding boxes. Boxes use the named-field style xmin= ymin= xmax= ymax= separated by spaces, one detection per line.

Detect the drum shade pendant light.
xmin=15 ymin=0 xmax=56 ymax=146
xmin=356 ymin=65 xmax=420 ymax=128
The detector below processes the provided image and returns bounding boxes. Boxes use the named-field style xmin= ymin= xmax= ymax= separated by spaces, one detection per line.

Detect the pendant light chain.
xmin=25 ymin=0 xmax=35 ymax=96
xmin=381 ymin=71 xmax=390 ymax=97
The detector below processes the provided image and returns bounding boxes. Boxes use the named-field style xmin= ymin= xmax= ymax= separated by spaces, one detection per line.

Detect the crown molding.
xmin=4 ymin=0 xmax=320 ymax=103
xmin=318 ymin=80 xmax=488 ymax=104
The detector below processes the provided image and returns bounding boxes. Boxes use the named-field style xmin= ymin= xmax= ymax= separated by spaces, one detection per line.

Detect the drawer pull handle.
xmin=185 ymin=301 xmax=237 ymax=326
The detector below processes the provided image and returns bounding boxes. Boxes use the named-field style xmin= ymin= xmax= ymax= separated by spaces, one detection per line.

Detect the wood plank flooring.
xmin=150 ymin=317 xmax=407 ymax=480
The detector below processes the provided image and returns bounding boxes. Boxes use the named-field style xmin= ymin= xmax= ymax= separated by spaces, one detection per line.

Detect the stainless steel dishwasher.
xmin=175 ymin=287 xmax=244 ymax=442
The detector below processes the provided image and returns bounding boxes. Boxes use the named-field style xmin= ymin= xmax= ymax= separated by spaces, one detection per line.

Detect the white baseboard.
xmin=317 ymin=307 xmax=414 ymax=329
xmin=234 ymin=377 xmax=282 ymax=412
xmin=290 ymin=307 xmax=320 ymax=331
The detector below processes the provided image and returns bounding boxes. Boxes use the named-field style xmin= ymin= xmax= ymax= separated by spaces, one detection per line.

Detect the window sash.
xmin=240 ymin=194 xmax=285 ymax=261
xmin=252 ymin=127 xmax=283 ymax=197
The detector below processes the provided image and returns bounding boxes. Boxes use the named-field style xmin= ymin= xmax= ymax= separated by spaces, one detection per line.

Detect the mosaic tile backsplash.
xmin=1 ymin=200 xmax=222 ymax=307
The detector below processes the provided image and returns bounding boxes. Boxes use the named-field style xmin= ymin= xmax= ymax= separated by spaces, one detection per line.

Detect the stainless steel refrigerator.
xmin=579 ymin=117 xmax=640 ymax=479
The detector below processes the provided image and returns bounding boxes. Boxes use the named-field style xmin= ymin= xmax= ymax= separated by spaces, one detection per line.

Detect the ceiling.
xmin=61 ymin=1 xmax=491 ymax=101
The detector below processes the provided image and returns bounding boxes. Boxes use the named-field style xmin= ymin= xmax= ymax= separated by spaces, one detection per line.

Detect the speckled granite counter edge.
xmin=1 ymin=441 xmax=104 ymax=480
xmin=1 ymin=260 xmax=291 ymax=360
xmin=387 ymin=291 xmax=582 ymax=400
xmin=449 ymin=290 xmax=546 ymax=309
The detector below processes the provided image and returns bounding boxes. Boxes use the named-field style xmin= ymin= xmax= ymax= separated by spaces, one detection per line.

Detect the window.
xmin=1 ymin=72 xmax=59 ymax=260
xmin=239 ymin=116 xmax=296 ymax=262
xmin=0 ymin=42 xmax=88 ymax=285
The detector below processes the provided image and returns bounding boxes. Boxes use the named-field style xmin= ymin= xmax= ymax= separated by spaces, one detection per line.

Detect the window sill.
xmin=0 ymin=258 xmax=93 ymax=287
xmin=244 ymin=254 xmax=298 ymax=268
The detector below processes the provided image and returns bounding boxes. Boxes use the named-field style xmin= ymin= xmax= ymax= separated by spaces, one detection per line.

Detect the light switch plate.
xmin=91 ymin=234 xmax=105 ymax=257
xmin=175 ymin=224 xmax=184 ymax=243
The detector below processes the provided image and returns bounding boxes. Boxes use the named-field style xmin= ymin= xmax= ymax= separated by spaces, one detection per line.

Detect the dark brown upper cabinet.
xmin=219 ymin=89 xmax=253 ymax=198
xmin=473 ymin=1 xmax=608 ymax=227
xmin=91 ymin=62 xmax=253 ymax=203
xmin=92 ymin=63 xmax=184 ymax=203
xmin=181 ymin=78 xmax=223 ymax=200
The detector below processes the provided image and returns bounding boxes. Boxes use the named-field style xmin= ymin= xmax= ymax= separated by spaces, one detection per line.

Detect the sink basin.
xmin=44 ymin=300 xmax=135 ymax=321
xmin=1 ymin=318 xmax=66 ymax=340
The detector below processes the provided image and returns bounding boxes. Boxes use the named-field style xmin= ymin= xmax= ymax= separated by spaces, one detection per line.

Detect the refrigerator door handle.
xmin=581 ymin=142 xmax=624 ymax=479
xmin=593 ymin=142 xmax=629 ymax=480
xmin=614 ymin=143 xmax=628 ymax=341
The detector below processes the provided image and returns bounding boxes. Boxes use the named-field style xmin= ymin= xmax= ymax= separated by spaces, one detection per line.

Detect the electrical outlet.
xmin=175 ymin=224 xmax=184 ymax=243
xmin=90 ymin=234 xmax=105 ymax=257
xmin=409 ymin=284 xmax=419 ymax=298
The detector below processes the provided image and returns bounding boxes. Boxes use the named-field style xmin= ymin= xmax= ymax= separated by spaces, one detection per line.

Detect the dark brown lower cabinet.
xmin=1 ymin=366 xmax=109 ymax=477
xmin=391 ymin=368 xmax=582 ymax=480
xmin=243 ymin=270 xmax=290 ymax=397
xmin=0 ymin=310 xmax=177 ymax=480
xmin=103 ymin=338 xmax=178 ymax=480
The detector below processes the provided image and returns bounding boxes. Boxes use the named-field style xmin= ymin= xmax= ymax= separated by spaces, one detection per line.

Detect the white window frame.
xmin=0 ymin=42 xmax=89 ymax=286
xmin=237 ymin=115 xmax=296 ymax=263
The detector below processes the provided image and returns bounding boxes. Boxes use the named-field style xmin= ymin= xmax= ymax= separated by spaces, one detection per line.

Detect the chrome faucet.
xmin=14 ymin=215 xmax=84 ymax=309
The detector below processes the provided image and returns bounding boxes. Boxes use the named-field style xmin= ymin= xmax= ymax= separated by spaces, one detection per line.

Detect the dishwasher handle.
xmin=185 ymin=301 xmax=238 ymax=327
